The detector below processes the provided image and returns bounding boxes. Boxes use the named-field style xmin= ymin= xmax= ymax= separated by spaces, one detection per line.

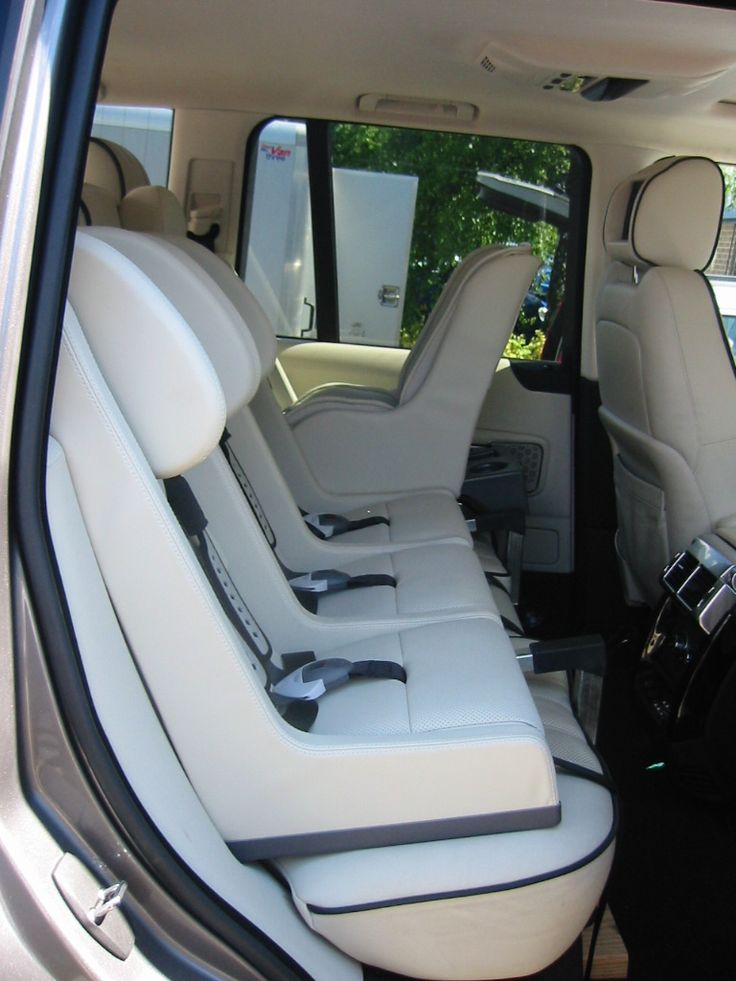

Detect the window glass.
xmin=91 ymin=105 xmax=173 ymax=187
xmin=330 ymin=124 xmax=572 ymax=358
xmin=242 ymin=119 xmax=575 ymax=361
xmin=243 ymin=119 xmax=317 ymax=339
xmin=706 ymin=163 xmax=736 ymax=365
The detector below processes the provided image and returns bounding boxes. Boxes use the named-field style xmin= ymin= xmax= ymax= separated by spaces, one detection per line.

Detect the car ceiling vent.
xmin=357 ymin=94 xmax=478 ymax=121
xmin=479 ymin=55 xmax=496 ymax=74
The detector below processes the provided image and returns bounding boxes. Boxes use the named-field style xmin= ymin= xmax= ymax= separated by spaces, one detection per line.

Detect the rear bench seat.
xmin=79 ymin=152 xmax=517 ymax=615
xmin=78 ymin=181 xmax=521 ymax=630
xmin=77 ymin=227 xmax=503 ymax=626
xmin=116 ymin=173 xmax=514 ymax=581
xmin=78 ymin=170 xmax=479 ymax=556
xmin=46 ymin=226 xmax=615 ymax=978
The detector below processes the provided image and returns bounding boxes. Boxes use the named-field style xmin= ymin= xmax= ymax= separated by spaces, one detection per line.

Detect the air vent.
xmin=357 ymin=94 xmax=478 ymax=121
xmin=479 ymin=56 xmax=496 ymax=74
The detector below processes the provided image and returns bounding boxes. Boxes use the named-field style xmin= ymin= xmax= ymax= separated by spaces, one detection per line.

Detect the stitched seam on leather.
xmin=59 ymin=329 xmax=281 ymax=732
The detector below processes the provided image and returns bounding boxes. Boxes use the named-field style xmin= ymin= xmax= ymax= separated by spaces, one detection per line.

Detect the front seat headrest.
xmin=603 ymin=156 xmax=724 ymax=271
xmin=120 ymin=185 xmax=188 ymax=237
xmin=69 ymin=230 xmax=226 ymax=478
xmin=78 ymin=183 xmax=121 ymax=227
xmin=85 ymin=137 xmax=150 ymax=201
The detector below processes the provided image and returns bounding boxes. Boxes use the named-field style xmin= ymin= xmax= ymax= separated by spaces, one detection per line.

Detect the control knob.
xmin=671 ymin=631 xmax=693 ymax=661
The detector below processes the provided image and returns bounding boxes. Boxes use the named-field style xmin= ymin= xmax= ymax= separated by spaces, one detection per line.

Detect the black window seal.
xmin=238 ymin=115 xmax=339 ymax=344
xmin=508 ymin=143 xmax=591 ymax=392
xmin=306 ymin=118 xmax=339 ymax=343
xmin=241 ymin=117 xmax=588 ymax=356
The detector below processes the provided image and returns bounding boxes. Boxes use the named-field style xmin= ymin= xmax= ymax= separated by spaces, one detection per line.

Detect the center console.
xmin=462 ymin=443 xmax=527 ymax=601
xmin=637 ymin=537 xmax=736 ymax=797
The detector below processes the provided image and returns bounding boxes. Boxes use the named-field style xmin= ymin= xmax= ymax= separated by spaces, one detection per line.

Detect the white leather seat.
xmin=116 ymin=182 xmax=518 ymax=615
xmin=80 ymin=227 xmax=499 ymax=626
xmin=117 ymin=184 xmax=481 ymax=551
xmin=76 ymin=169 xmax=516 ymax=611
xmin=120 ymin=183 xmax=188 ymax=235
xmin=283 ymin=244 xmax=540 ymax=499
xmin=77 ymin=182 xmax=121 ymax=227
xmin=116 ymin=185 xmax=516 ymax=584
xmin=46 ymin=228 xmax=614 ymax=978
xmin=84 ymin=137 xmax=149 ymax=201
xmin=596 ymin=156 xmax=734 ymax=606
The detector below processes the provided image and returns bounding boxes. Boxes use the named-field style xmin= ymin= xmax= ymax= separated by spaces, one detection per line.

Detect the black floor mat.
xmin=598 ymin=629 xmax=736 ymax=981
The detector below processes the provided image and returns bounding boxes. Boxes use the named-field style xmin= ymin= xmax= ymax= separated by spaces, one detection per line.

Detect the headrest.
xmin=85 ymin=138 xmax=150 ymax=201
xmin=155 ymin=235 xmax=278 ymax=379
xmin=69 ymin=231 xmax=226 ymax=478
xmin=110 ymin=183 xmax=277 ymax=379
xmin=78 ymin=183 xmax=121 ymax=228
xmin=603 ymin=156 xmax=724 ymax=270
xmin=80 ymin=228 xmax=262 ymax=416
xmin=120 ymin=185 xmax=188 ymax=237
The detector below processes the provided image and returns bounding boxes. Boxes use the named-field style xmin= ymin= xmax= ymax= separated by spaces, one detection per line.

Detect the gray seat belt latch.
xmin=271 ymin=657 xmax=407 ymax=701
xmin=288 ymin=569 xmax=350 ymax=593
xmin=302 ymin=513 xmax=348 ymax=539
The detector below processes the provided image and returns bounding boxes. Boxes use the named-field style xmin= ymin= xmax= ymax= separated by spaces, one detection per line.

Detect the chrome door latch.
xmin=377 ymin=284 xmax=401 ymax=307
xmin=89 ymin=879 xmax=128 ymax=926
xmin=53 ymin=853 xmax=134 ymax=960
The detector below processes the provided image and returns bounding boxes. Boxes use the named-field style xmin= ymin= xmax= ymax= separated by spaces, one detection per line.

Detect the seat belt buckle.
xmin=303 ymin=512 xmax=349 ymax=539
xmin=271 ymin=658 xmax=353 ymax=701
xmin=289 ymin=569 xmax=350 ymax=593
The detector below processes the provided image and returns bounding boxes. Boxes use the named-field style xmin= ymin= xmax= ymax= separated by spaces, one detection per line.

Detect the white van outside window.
xmin=243 ymin=118 xmax=577 ymax=360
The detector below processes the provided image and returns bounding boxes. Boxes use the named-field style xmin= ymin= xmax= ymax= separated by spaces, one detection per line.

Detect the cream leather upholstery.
xmin=45 ymin=228 xmax=614 ymax=979
xmin=84 ymin=137 xmax=149 ymax=200
xmin=58 ymin=233 xmax=555 ymax=841
xmin=284 ymin=245 xmax=541 ymax=497
xmin=79 ymin=228 xmax=496 ymax=624
xmin=77 ymin=183 xmax=121 ymax=227
xmin=115 ymin=189 xmax=478 ymax=550
xmin=596 ymin=156 xmax=734 ymax=606
xmin=120 ymin=184 xmax=188 ymax=236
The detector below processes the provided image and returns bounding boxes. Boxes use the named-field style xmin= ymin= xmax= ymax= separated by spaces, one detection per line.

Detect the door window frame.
xmin=239 ymin=115 xmax=590 ymax=381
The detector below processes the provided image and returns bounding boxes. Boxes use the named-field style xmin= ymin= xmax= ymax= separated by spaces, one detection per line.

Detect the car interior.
xmin=9 ymin=0 xmax=736 ymax=978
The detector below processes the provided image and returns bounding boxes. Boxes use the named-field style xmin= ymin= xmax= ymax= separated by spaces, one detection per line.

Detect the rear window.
xmin=91 ymin=105 xmax=173 ymax=187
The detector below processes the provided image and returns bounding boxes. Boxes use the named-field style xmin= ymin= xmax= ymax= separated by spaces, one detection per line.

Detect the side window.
xmin=706 ymin=163 xmax=736 ymax=366
xmin=242 ymin=120 xmax=316 ymax=339
xmin=242 ymin=119 xmax=576 ymax=362
xmin=330 ymin=124 xmax=571 ymax=359
xmin=91 ymin=105 xmax=173 ymax=187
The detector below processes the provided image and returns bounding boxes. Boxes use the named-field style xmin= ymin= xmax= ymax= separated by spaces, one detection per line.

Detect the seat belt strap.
xmin=302 ymin=511 xmax=390 ymax=540
xmin=163 ymin=479 xmax=402 ymax=727
xmin=288 ymin=569 xmax=396 ymax=594
xmin=485 ymin=571 xmax=511 ymax=597
xmin=271 ymin=657 xmax=407 ymax=702
xmin=220 ymin=429 xmax=277 ymax=548
xmin=500 ymin=614 xmax=524 ymax=638
xmin=164 ymin=475 xmax=278 ymax=683
xmin=220 ymin=430 xmax=391 ymax=547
